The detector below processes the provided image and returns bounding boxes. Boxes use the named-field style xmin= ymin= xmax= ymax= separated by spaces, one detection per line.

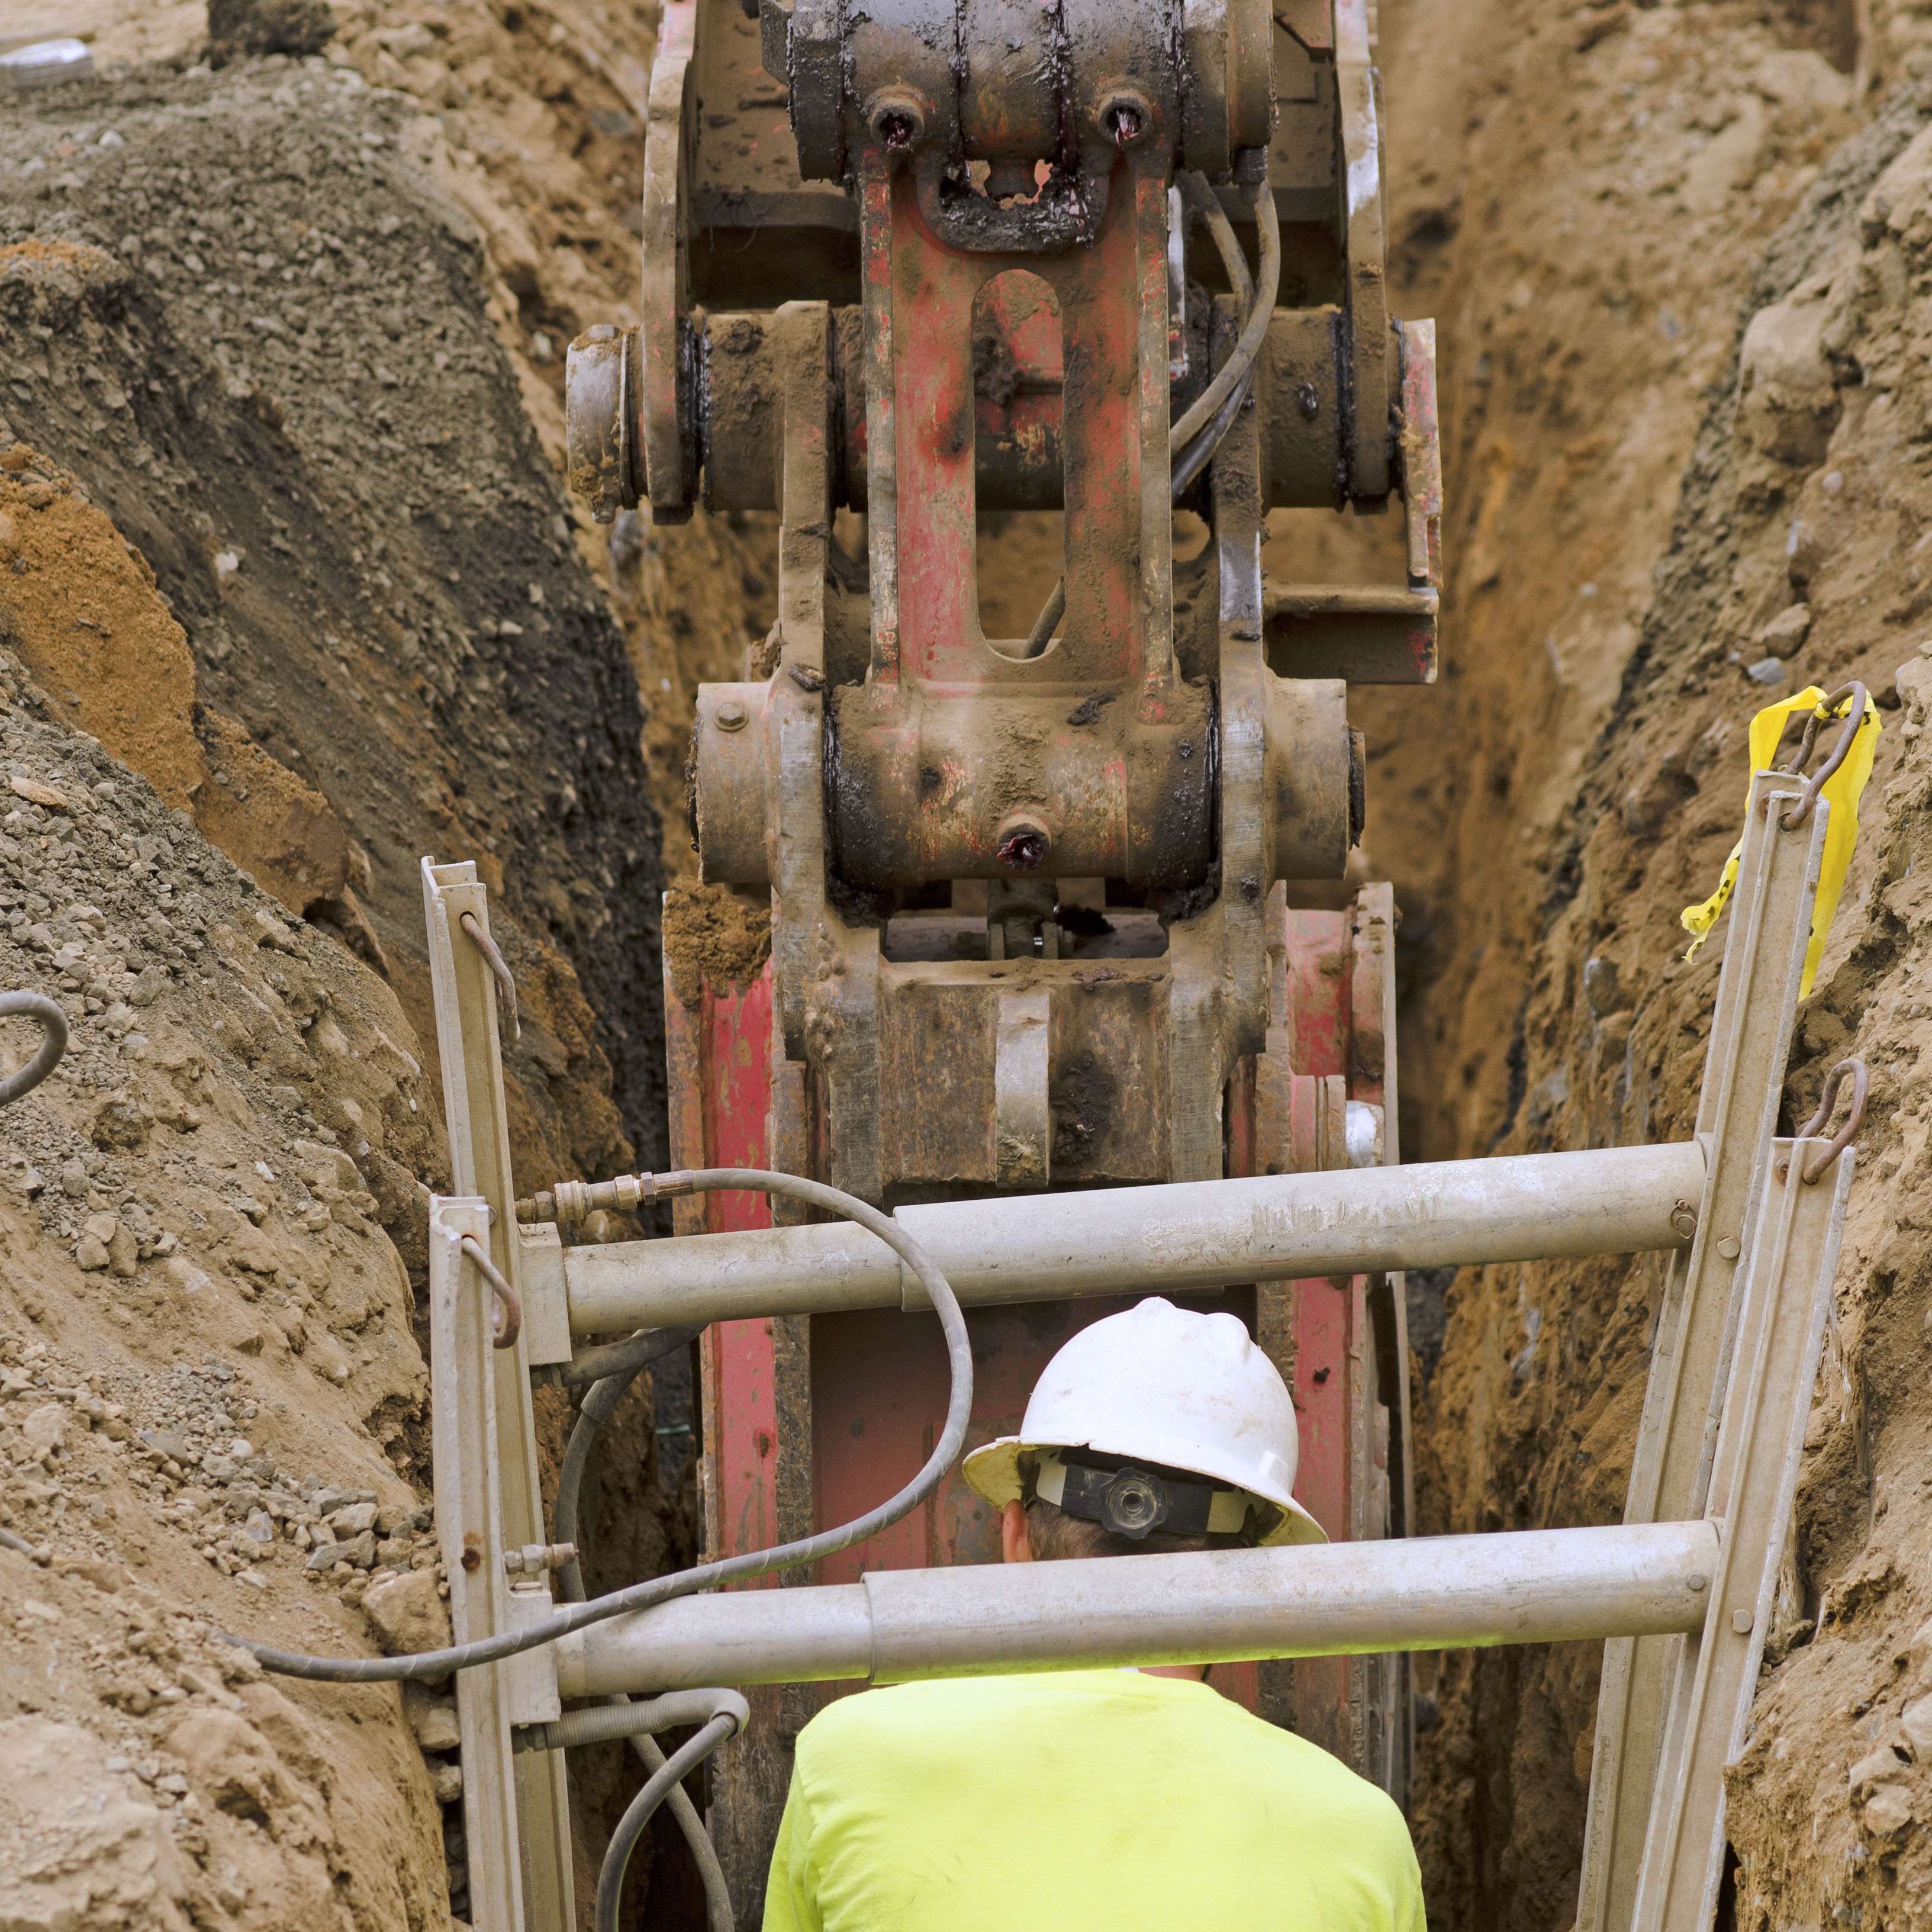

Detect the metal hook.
xmin=460 ymin=1233 xmax=523 ymax=1348
xmin=1779 ymin=1055 xmax=1868 ymax=1184
xmin=459 ymin=910 xmax=521 ymax=1042
xmin=1779 ymin=682 xmax=1869 ymax=833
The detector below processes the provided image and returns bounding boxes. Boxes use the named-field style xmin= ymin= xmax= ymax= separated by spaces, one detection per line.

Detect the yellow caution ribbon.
xmin=1680 ymin=684 xmax=1881 ymax=997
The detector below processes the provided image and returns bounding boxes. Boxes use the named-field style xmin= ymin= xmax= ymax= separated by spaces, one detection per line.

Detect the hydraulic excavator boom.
xmin=564 ymin=0 xmax=1441 ymax=1888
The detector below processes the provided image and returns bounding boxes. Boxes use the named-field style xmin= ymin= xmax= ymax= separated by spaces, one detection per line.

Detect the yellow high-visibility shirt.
xmin=762 ymin=1669 xmax=1425 ymax=1932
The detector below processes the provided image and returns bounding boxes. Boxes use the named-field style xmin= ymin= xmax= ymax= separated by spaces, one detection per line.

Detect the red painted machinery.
xmin=566 ymin=0 xmax=1443 ymax=1908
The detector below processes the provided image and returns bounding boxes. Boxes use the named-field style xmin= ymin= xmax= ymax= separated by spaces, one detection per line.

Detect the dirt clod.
xmin=663 ymin=882 xmax=773 ymax=1009
xmin=207 ymin=0 xmax=335 ymax=65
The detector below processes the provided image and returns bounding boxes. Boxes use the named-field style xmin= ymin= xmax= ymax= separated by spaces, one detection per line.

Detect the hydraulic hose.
xmin=534 ymin=1322 xmax=703 ymax=1391
xmin=552 ymin=1350 xmax=737 ymax=1932
xmin=0 ymin=991 xmax=68 ymax=1107
xmin=594 ymin=1711 xmax=741 ymax=1932
xmin=1168 ymin=179 xmax=1277 ymax=453
xmin=215 ymin=1167 xmax=974 ymax=1685
xmin=1023 ymin=175 xmax=1280 ymax=658
xmin=552 ymin=1354 xmax=643 ymax=1606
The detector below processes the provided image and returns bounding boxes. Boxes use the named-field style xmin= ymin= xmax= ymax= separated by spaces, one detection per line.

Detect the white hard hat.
xmin=962 ymin=1297 xmax=1325 ymax=1547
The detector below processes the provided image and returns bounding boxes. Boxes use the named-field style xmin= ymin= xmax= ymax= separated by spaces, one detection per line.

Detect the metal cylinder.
xmin=698 ymin=308 xmax=1413 ymax=517
xmin=564 ymin=325 xmax=643 ymax=523
xmin=957 ymin=0 xmax=1059 ymax=166
xmin=826 ymin=682 xmax=1218 ymax=889
xmin=1265 ymin=674 xmax=1353 ymax=880
xmin=562 ymin=1139 xmax=1708 ymax=1334
xmin=560 ymin=1519 xmax=1721 ymax=1697
xmin=691 ymin=683 xmax=772 ymax=887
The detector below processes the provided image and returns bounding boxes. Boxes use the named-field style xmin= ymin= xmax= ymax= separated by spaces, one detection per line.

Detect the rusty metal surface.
xmin=1221 ymin=883 xmax=1407 ymax=1785
xmin=826 ymin=682 xmax=1218 ymax=888
xmin=623 ymin=0 xmax=1445 ymax=1886
xmin=701 ymin=300 xmax=1410 ymax=518
xmin=562 ymin=324 xmax=642 ymax=523
xmin=639 ymin=0 xmax=695 ymax=520
xmin=664 ymin=957 xmax=801 ymax=1928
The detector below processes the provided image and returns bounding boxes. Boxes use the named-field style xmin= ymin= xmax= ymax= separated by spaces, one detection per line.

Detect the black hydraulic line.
xmin=536 ymin=1322 xmax=703 ymax=1392
xmin=1168 ymin=181 xmax=1279 ymax=495
xmin=1169 ymin=173 xmax=1257 ymax=443
xmin=594 ymin=1712 xmax=740 ymax=1932
xmin=552 ymin=1361 xmax=635 ymax=1605
xmin=214 ymin=1167 xmax=974 ymax=1686
xmin=552 ymin=1354 xmax=737 ymax=1931
xmin=1021 ymin=580 xmax=1067 ymax=661
xmin=1168 ymin=365 xmax=1252 ymax=501
xmin=1022 ymin=175 xmax=1279 ymax=658
xmin=0 ymin=991 xmax=68 ymax=1107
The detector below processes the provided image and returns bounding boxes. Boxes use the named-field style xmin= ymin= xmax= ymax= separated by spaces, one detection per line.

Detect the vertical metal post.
xmin=430 ymin=1198 xmax=526 ymax=1932
xmin=1577 ymin=780 xmax=1827 ymax=1932
xmin=1629 ymin=1139 xmax=1853 ymax=1932
xmin=423 ymin=860 xmax=576 ymax=1932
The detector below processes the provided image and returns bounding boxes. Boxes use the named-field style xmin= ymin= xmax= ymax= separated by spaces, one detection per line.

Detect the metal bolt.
xmin=1096 ymin=91 xmax=1154 ymax=149
xmin=1730 ymin=1606 xmax=1753 ymax=1634
xmin=865 ymin=92 xmax=925 ymax=152
xmin=1717 ymin=1235 xmax=1741 ymax=1260
xmin=1687 ymin=1573 xmax=1708 ymax=1593
xmin=714 ymin=698 xmax=750 ymax=733
xmin=994 ymin=812 xmax=1052 ymax=872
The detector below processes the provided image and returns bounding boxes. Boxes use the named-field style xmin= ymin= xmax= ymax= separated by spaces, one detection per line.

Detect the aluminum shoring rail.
xmin=545 ymin=1141 xmax=1708 ymax=1338
xmin=1579 ymin=776 xmax=1834 ymax=1932
xmin=558 ymin=1522 xmax=1721 ymax=1698
xmin=424 ymin=862 xmax=572 ymax=1932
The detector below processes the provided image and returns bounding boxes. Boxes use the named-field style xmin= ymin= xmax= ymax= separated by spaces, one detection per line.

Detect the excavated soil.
xmin=0 ymin=36 xmax=702 ymax=1932
xmin=0 ymin=56 xmax=666 ymax=1193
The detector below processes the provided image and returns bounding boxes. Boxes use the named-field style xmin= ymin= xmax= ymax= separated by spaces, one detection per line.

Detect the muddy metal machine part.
xmin=562 ymin=0 xmax=1444 ymax=1886
xmin=220 ymin=756 xmax=1852 ymax=1932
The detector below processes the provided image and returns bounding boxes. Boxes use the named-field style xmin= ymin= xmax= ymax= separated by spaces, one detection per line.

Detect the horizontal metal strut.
xmin=562 ymin=1141 xmax=1707 ymax=1333
xmin=558 ymin=1521 xmax=1721 ymax=1698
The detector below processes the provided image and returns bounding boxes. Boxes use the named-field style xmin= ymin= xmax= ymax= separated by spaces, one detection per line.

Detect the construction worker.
xmin=761 ymin=1297 xmax=1425 ymax=1932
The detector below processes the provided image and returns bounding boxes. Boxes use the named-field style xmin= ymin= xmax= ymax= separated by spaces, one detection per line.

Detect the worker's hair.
xmin=1023 ymin=1496 xmax=1246 ymax=1561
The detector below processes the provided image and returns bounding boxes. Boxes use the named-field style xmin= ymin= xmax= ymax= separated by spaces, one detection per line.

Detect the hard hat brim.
xmin=962 ymin=1437 xmax=1328 ymax=1548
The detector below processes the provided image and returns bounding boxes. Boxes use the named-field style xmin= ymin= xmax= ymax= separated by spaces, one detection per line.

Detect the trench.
xmin=5 ymin=0 xmax=1932 ymax=1923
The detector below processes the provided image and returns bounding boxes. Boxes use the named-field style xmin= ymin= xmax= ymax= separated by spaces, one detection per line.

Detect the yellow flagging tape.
xmin=1680 ymin=685 xmax=1881 ymax=998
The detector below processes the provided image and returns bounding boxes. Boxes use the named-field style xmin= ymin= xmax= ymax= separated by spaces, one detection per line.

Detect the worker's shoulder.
xmin=793 ymin=1676 xmax=1403 ymax=1828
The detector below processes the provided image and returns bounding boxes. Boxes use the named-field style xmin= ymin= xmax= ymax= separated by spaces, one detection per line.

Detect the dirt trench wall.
xmin=0 ymin=58 xmax=668 ymax=1194
xmin=0 ymin=655 xmax=455 ymax=1931
xmin=1402 ymin=70 xmax=1932 ymax=1932
xmin=0 ymin=47 xmax=718 ymax=1931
